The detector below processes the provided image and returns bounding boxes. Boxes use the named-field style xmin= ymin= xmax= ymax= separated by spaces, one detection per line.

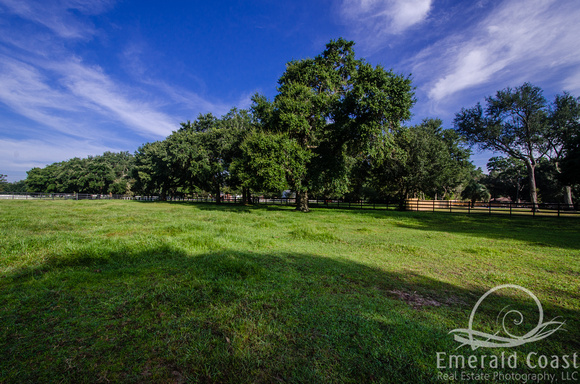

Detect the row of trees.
xmin=0 ymin=177 xmax=27 ymax=192
xmin=130 ymin=39 xmax=475 ymax=211
xmin=131 ymin=111 xmax=475 ymax=210
xmin=481 ymin=156 xmax=580 ymax=204
xmin=6 ymin=39 xmax=578 ymax=211
xmin=24 ymin=152 xmax=134 ymax=194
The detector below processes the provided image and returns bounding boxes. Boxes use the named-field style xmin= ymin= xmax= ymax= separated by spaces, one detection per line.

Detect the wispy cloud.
xmin=0 ymin=0 xmax=113 ymax=39
xmin=0 ymin=56 xmax=92 ymax=137
xmin=117 ymin=39 xmax=250 ymax=119
xmin=146 ymin=80 xmax=232 ymax=119
xmin=339 ymin=0 xmax=432 ymax=42
xmin=57 ymin=60 xmax=178 ymax=138
xmin=418 ymin=0 xmax=580 ymax=102
xmin=0 ymin=52 xmax=179 ymax=139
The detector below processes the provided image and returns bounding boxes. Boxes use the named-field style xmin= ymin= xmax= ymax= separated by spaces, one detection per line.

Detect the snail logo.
xmin=449 ymin=284 xmax=565 ymax=350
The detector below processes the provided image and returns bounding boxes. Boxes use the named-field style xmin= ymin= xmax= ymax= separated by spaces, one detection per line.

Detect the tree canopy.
xmin=24 ymin=152 xmax=134 ymax=194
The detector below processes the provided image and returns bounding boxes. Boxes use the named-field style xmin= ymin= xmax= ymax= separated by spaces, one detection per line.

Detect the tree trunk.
xmin=160 ymin=183 xmax=167 ymax=201
xmin=398 ymin=190 xmax=407 ymax=211
xmin=296 ymin=190 xmax=309 ymax=212
xmin=242 ymin=187 xmax=249 ymax=205
xmin=564 ymin=185 xmax=573 ymax=208
xmin=215 ymin=182 xmax=221 ymax=204
xmin=524 ymin=159 xmax=539 ymax=211
xmin=554 ymin=162 xmax=574 ymax=207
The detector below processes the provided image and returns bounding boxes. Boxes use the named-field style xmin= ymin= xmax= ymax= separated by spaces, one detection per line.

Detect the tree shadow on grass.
xmin=133 ymin=200 xmax=296 ymax=213
xmin=133 ymin=200 xmax=580 ymax=249
xmin=1 ymin=243 xmax=578 ymax=383
xmin=336 ymin=208 xmax=580 ymax=250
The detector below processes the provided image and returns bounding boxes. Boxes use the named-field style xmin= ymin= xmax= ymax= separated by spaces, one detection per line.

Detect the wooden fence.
xmin=405 ymin=199 xmax=579 ymax=218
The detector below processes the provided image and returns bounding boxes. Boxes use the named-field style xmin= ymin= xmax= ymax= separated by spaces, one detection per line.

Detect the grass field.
xmin=1 ymin=200 xmax=579 ymax=383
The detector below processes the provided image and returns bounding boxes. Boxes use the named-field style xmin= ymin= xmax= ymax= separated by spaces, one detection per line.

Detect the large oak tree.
xmin=251 ymin=38 xmax=415 ymax=211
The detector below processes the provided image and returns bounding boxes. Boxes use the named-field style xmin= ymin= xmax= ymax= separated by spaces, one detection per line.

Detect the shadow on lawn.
xmin=384 ymin=211 xmax=580 ymax=250
xmin=2 ymin=242 xmax=578 ymax=383
xmin=138 ymin=200 xmax=580 ymax=250
xmin=136 ymin=199 xmax=295 ymax=213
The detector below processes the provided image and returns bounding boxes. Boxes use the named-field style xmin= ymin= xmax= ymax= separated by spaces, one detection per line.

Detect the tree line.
xmin=131 ymin=38 xmax=473 ymax=211
xmin=5 ymin=39 xmax=578 ymax=211
xmin=22 ymin=151 xmax=134 ymax=195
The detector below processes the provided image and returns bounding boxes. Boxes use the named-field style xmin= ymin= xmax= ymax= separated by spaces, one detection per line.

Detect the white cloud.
xmin=429 ymin=49 xmax=507 ymax=101
xmin=388 ymin=0 xmax=432 ymax=33
xmin=420 ymin=0 xmax=580 ymax=102
xmin=340 ymin=0 xmax=432 ymax=38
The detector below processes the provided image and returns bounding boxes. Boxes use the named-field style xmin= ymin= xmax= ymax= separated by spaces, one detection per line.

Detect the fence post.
xmin=533 ymin=203 xmax=536 ymax=217
xmin=433 ymin=200 xmax=435 ymax=212
xmin=489 ymin=202 xmax=492 ymax=216
xmin=557 ymin=202 xmax=560 ymax=218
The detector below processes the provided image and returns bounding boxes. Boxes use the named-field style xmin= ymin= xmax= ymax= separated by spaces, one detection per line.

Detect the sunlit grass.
xmin=1 ymin=200 xmax=578 ymax=383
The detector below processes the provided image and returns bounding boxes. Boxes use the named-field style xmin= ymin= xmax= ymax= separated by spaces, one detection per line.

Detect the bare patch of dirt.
xmin=389 ymin=289 xmax=469 ymax=309
xmin=387 ymin=289 xmax=468 ymax=309
xmin=388 ymin=289 xmax=442 ymax=309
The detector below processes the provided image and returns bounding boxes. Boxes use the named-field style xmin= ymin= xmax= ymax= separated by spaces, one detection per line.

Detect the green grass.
xmin=0 ymin=200 xmax=578 ymax=383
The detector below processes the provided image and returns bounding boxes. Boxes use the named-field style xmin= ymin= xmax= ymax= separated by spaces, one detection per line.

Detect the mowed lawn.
xmin=0 ymin=200 xmax=578 ymax=383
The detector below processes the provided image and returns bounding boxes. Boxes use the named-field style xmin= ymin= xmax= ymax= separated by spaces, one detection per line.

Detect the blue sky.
xmin=1 ymin=0 xmax=580 ymax=182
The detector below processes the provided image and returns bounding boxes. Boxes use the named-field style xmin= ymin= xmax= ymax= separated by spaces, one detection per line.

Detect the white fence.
xmin=0 ymin=192 xmax=135 ymax=200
